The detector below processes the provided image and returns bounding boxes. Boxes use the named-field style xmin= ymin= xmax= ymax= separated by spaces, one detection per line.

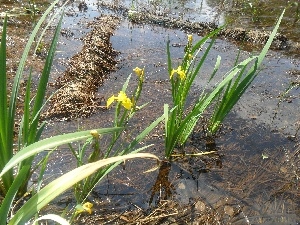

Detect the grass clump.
xmin=164 ymin=10 xmax=285 ymax=159
xmin=71 ymin=70 xmax=164 ymax=206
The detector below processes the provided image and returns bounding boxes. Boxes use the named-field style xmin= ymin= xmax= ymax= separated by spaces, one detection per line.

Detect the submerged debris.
xmin=77 ymin=199 xmax=223 ymax=224
xmin=45 ymin=15 xmax=120 ymax=120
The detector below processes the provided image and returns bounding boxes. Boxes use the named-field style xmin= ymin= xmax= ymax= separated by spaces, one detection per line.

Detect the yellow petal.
xmin=83 ymin=202 xmax=93 ymax=214
xmin=133 ymin=67 xmax=144 ymax=77
xmin=83 ymin=202 xmax=93 ymax=208
xmin=170 ymin=69 xmax=177 ymax=79
xmin=179 ymin=72 xmax=186 ymax=79
xmin=177 ymin=66 xmax=186 ymax=80
xmin=116 ymin=91 xmax=127 ymax=102
xmin=187 ymin=34 xmax=193 ymax=44
xmin=90 ymin=130 xmax=99 ymax=138
xmin=107 ymin=95 xmax=115 ymax=108
xmin=178 ymin=71 xmax=186 ymax=80
xmin=122 ymin=97 xmax=133 ymax=110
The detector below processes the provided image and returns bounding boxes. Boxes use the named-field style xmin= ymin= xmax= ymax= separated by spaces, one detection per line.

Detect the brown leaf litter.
xmin=44 ymin=15 xmax=120 ymax=120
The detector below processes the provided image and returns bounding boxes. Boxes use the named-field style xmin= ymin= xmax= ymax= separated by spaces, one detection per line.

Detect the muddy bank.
xmin=44 ymin=15 xmax=120 ymax=120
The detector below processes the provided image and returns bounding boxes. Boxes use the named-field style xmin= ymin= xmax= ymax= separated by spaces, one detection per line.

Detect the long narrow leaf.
xmin=178 ymin=57 xmax=257 ymax=137
xmin=32 ymin=214 xmax=70 ymax=225
xmin=120 ymin=113 xmax=165 ymax=155
xmin=0 ymin=165 xmax=31 ymax=225
xmin=29 ymin=12 xmax=64 ymax=143
xmin=178 ymin=115 xmax=198 ymax=144
xmin=164 ymin=104 xmax=169 ymax=138
xmin=9 ymin=153 xmax=159 ymax=225
xmin=34 ymin=0 xmax=70 ymax=53
xmin=19 ymin=71 xmax=32 ymax=149
xmin=0 ymin=16 xmax=14 ymax=193
xmin=190 ymin=26 xmax=223 ymax=54
xmin=0 ymin=128 xmax=122 ymax=177
xmin=208 ymin=10 xmax=285 ymax=134
xmin=1 ymin=0 xmax=61 ymax=195
xmin=8 ymin=0 xmax=61 ymax=144
xmin=79 ymin=144 xmax=155 ymax=202
xmin=122 ymin=74 xmax=131 ymax=92
xmin=188 ymin=38 xmax=216 ymax=87
xmin=166 ymin=40 xmax=176 ymax=99
xmin=0 ymin=16 xmax=8 ymax=147
xmin=209 ymin=55 xmax=221 ymax=82
xmin=17 ymin=12 xmax=65 ymax=195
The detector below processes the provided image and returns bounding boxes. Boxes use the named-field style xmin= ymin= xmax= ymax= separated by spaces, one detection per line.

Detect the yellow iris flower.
xmin=187 ymin=34 xmax=193 ymax=45
xmin=90 ymin=130 xmax=99 ymax=138
xmin=107 ymin=91 xmax=133 ymax=110
xmin=133 ymin=67 xmax=144 ymax=79
xmin=170 ymin=66 xmax=186 ymax=80
xmin=75 ymin=202 xmax=93 ymax=214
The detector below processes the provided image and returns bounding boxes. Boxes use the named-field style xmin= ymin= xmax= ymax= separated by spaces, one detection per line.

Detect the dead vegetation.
xmin=44 ymin=15 xmax=120 ymax=120
xmin=76 ymin=199 xmax=225 ymax=225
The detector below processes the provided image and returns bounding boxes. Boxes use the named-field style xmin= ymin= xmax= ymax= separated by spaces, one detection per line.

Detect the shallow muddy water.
xmin=1 ymin=0 xmax=300 ymax=224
